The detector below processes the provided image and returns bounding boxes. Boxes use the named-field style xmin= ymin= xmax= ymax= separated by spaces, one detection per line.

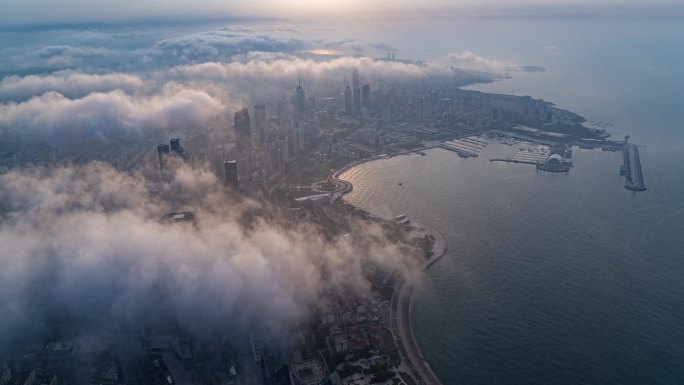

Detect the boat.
xmin=395 ymin=214 xmax=407 ymax=220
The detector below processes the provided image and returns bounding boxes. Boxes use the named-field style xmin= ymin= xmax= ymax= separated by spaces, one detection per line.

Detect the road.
xmin=388 ymin=225 xmax=448 ymax=385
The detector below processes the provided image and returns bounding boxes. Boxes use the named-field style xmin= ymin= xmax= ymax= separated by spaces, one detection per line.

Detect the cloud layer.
xmin=0 ymin=162 xmax=417 ymax=349
xmin=448 ymin=50 xmax=544 ymax=72
xmin=0 ymin=86 xmax=224 ymax=140
xmin=0 ymin=54 xmax=490 ymax=144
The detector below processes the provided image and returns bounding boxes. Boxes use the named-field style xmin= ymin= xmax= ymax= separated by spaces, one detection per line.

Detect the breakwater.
xmin=623 ymin=144 xmax=646 ymax=191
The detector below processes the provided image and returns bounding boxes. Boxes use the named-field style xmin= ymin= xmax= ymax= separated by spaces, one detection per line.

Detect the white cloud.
xmin=0 ymin=162 xmax=418 ymax=347
xmin=0 ymin=72 xmax=146 ymax=102
xmin=0 ymin=86 xmax=224 ymax=138
xmin=448 ymin=50 xmax=513 ymax=72
xmin=171 ymin=54 xmax=484 ymax=86
xmin=448 ymin=50 xmax=544 ymax=73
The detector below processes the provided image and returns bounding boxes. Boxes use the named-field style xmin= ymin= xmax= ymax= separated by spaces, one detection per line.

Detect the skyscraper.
xmin=295 ymin=80 xmax=306 ymax=122
xmin=234 ymin=108 xmax=252 ymax=155
xmin=157 ymin=138 xmax=188 ymax=170
xmin=254 ymin=104 xmax=267 ymax=147
xmin=362 ymin=84 xmax=370 ymax=109
xmin=344 ymin=85 xmax=352 ymax=115
xmin=157 ymin=144 xmax=170 ymax=170
xmin=224 ymin=160 xmax=239 ymax=189
xmin=352 ymin=68 xmax=361 ymax=117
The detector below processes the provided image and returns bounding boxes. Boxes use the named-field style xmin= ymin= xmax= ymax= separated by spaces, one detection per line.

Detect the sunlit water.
xmin=340 ymin=17 xmax=684 ymax=385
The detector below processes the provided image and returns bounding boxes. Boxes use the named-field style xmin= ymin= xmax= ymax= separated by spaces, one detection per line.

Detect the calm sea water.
xmin=340 ymin=17 xmax=684 ymax=385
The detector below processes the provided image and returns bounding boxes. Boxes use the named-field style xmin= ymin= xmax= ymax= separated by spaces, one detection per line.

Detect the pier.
xmin=623 ymin=144 xmax=646 ymax=191
xmin=489 ymin=158 xmax=539 ymax=165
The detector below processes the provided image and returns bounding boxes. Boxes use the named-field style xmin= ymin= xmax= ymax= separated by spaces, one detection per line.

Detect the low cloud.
xmin=448 ymin=50 xmax=544 ymax=73
xmin=370 ymin=42 xmax=398 ymax=53
xmin=154 ymin=31 xmax=309 ymax=64
xmin=0 ymin=54 xmax=491 ymax=145
xmin=0 ymin=86 xmax=224 ymax=139
xmin=171 ymin=54 xmax=488 ymax=88
xmin=0 ymin=162 xmax=417 ymax=349
xmin=314 ymin=38 xmax=365 ymax=54
xmin=0 ymin=44 xmax=147 ymax=75
xmin=0 ymin=72 xmax=146 ymax=102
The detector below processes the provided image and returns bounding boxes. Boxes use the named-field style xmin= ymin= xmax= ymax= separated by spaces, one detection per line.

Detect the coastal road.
xmin=396 ymin=281 xmax=443 ymax=385
xmin=391 ymin=224 xmax=448 ymax=385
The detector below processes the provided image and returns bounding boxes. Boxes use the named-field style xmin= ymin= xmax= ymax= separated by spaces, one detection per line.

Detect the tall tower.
xmin=295 ymin=79 xmax=306 ymax=122
xmin=362 ymin=84 xmax=370 ymax=109
xmin=234 ymin=108 xmax=252 ymax=155
xmin=254 ymin=104 xmax=267 ymax=147
xmin=224 ymin=160 xmax=239 ymax=189
xmin=344 ymin=85 xmax=352 ymax=115
xmin=352 ymin=68 xmax=361 ymax=117
xmin=157 ymin=144 xmax=170 ymax=170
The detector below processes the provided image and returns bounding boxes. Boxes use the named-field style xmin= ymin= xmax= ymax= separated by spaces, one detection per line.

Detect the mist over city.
xmin=1 ymin=1 xmax=684 ymax=385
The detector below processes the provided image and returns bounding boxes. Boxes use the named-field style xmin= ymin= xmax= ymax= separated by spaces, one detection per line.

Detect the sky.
xmin=1 ymin=0 xmax=683 ymax=26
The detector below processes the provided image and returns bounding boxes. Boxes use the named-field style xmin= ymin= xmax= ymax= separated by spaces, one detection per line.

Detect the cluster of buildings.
xmin=0 ymin=365 xmax=57 ymax=385
xmin=329 ymin=325 xmax=383 ymax=355
xmin=1 ymin=341 xmax=85 ymax=385
xmin=93 ymin=64 xmax=599 ymax=202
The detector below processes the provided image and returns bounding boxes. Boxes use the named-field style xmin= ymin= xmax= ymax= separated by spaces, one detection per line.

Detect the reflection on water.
xmin=340 ymin=142 xmax=684 ymax=384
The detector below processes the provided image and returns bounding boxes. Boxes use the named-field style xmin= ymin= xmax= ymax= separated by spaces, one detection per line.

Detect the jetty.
xmin=623 ymin=144 xmax=646 ymax=191
xmin=489 ymin=158 xmax=538 ymax=165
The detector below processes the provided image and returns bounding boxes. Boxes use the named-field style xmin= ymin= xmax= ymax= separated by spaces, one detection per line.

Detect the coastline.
xmin=395 ymin=223 xmax=448 ymax=385
xmin=334 ymin=155 xmax=448 ymax=385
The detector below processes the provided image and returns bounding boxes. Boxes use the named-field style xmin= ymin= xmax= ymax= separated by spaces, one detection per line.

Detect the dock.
xmin=489 ymin=158 xmax=539 ymax=165
xmin=623 ymin=144 xmax=646 ymax=191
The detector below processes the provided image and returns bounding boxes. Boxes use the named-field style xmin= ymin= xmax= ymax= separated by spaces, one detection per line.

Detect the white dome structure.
xmin=546 ymin=154 xmax=563 ymax=166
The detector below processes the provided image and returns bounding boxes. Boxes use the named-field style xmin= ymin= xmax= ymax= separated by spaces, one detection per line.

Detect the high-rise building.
xmin=254 ymin=104 xmax=267 ymax=147
xmin=157 ymin=144 xmax=170 ymax=170
xmin=278 ymin=135 xmax=290 ymax=166
xmin=157 ymin=138 xmax=189 ymax=170
xmin=352 ymin=69 xmax=361 ymax=116
xmin=246 ymin=168 xmax=266 ymax=198
xmin=295 ymin=80 xmax=306 ymax=122
xmin=353 ymin=88 xmax=361 ymax=117
xmin=344 ymin=85 xmax=352 ymax=115
xmin=234 ymin=108 xmax=252 ymax=156
xmin=224 ymin=160 xmax=239 ymax=189
xmin=362 ymin=84 xmax=370 ymax=109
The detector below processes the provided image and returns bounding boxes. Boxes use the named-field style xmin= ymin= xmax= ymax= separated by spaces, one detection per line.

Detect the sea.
xmin=340 ymin=15 xmax=684 ymax=385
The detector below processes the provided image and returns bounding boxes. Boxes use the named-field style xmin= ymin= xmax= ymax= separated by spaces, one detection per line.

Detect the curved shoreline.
xmin=398 ymin=223 xmax=448 ymax=385
xmin=334 ymin=154 xmax=447 ymax=385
